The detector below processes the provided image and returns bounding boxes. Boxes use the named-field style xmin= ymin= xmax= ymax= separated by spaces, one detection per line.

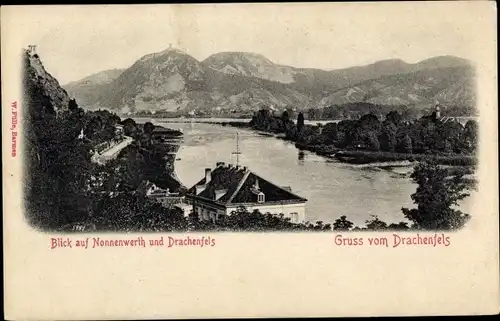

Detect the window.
xmin=290 ymin=212 xmax=298 ymax=223
xmin=257 ymin=192 xmax=265 ymax=203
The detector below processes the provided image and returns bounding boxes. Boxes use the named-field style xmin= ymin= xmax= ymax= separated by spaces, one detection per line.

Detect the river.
xmin=144 ymin=119 xmax=476 ymax=227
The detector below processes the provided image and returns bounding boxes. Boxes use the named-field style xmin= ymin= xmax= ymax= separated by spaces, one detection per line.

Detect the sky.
xmin=4 ymin=2 xmax=493 ymax=84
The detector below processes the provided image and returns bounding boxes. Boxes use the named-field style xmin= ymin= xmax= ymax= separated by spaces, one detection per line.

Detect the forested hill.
xmin=64 ymin=47 xmax=476 ymax=116
xmin=23 ymin=49 xmax=95 ymax=229
xmin=23 ymin=50 xmax=128 ymax=229
xmin=22 ymin=49 xmax=186 ymax=231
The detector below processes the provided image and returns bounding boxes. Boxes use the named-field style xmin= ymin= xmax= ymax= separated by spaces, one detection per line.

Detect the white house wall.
xmin=191 ymin=198 xmax=307 ymax=223
xmin=226 ymin=203 xmax=306 ymax=223
xmin=193 ymin=202 xmax=225 ymax=222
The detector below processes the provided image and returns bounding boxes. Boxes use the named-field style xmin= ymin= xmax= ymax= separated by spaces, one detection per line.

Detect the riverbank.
xmin=141 ymin=115 xmax=477 ymax=169
xmin=132 ymin=116 xmax=341 ymax=126
xmin=333 ymin=150 xmax=476 ymax=166
xmin=217 ymin=120 xmax=477 ymax=167
xmin=123 ymin=119 xmax=187 ymax=191
xmin=168 ymin=121 xmax=478 ymax=227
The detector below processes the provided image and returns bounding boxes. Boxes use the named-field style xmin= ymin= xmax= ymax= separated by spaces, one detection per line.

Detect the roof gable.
xmin=186 ymin=166 xmax=248 ymax=202
xmin=230 ymin=172 xmax=307 ymax=204
xmin=187 ymin=164 xmax=307 ymax=205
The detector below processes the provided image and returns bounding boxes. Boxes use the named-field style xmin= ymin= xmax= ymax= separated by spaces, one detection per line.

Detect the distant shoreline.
xmin=130 ymin=116 xmax=343 ymax=125
xmin=331 ymin=150 xmax=476 ymax=166
xmin=132 ymin=117 xmax=477 ymax=167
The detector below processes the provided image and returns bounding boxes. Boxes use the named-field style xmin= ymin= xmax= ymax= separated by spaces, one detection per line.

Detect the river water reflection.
xmin=149 ymin=120 xmax=475 ymax=227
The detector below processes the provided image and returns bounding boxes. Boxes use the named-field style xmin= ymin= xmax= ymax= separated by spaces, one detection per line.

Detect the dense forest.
xmin=303 ymin=102 xmax=476 ymax=121
xmin=24 ymin=52 xmax=95 ymax=229
xmin=305 ymin=102 xmax=420 ymax=120
xmin=249 ymin=107 xmax=477 ymax=165
xmin=23 ymin=52 xmax=184 ymax=231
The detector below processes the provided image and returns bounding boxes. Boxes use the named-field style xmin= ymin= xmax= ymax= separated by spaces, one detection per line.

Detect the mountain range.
xmin=63 ymin=47 xmax=476 ymax=115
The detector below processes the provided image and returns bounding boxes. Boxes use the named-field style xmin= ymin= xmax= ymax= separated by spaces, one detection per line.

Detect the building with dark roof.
xmin=136 ymin=180 xmax=184 ymax=209
xmin=185 ymin=162 xmax=307 ymax=223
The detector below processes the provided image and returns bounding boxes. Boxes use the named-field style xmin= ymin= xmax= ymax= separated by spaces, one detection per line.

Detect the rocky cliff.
xmin=25 ymin=50 xmax=72 ymax=115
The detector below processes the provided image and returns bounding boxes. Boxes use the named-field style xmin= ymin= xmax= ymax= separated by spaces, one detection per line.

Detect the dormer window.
xmin=257 ymin=192 xmax=265 ymax=203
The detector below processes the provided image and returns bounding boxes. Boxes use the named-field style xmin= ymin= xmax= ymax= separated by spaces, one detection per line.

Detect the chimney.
xmin=196 ymin=184 xmax=206 ymax=195
xmin=205 ymin=168 xmax=211 ymax=184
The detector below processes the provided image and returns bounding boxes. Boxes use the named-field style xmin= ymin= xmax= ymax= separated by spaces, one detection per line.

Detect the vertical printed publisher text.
xmin=10 ymin=101 xmax=18 ymax=157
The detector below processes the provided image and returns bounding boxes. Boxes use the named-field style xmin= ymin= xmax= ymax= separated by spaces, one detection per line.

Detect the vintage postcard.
xmin=2 ymin=2 xmax=499 ymax=319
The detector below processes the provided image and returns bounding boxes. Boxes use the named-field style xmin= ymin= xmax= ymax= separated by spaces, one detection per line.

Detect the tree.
xmin=380 ymin=119 xmax=397 ymax=152
xmin=365 ymin=215 xmax=388 ymax=230
xmin=436 ymin=120 xmax=463 ymax=154
xmin=92 ymin=194 xmax=187 ymax=232
xmin=114 ymin=146 xmax=147 ymax=191
xmin=463 ymin=120 xmax=478 ymax=154
xmin=358 ymin=114 xmax=381 ymax=131
xmin=297 ymin=112 xmax=305 ymax=133
xmin=366 ymin=132 xmax=381 ymax=151
xmin=83 ymin=110 xmax=120 ymax=144
xmin=322 ymin=122 xmax=338 ymax=144
xmin=313 ymin=220 xmax=332 ymax=231
xmin=385 ymin=111 xmax=402 ymax=126
xmin=121 ymin=118 xmax=138 ymax=137
xmin=336 ymin=120 xmax=358 ymax=148
xmin=401 ymin=161 xmax=471 ymax=230
xmin=354 ymin=114 xmax=382 ymax=150
xmin=144 ymin=122 xmax=155 ymax=134
xmin=333 ymin=215 xmax=354 ymax=231
xmin=68 ymin=98 xmax=79 ymax=112
xmin=278 ymin=110 xmax=295 ymax=134
xmin=387 ymin=222 xmax=410 ymax=230
xmin=284 ymin=124 xmax=298 ymax=140
xmin=281 ymin=110 xmax=290 ymax=123
xmin=219 ymin=207 xmax=297 ymax=231
xmin=402 ymin=134 xmax=412 ymax=153
xmin=250 ymin=109 xmax=272 ymax=131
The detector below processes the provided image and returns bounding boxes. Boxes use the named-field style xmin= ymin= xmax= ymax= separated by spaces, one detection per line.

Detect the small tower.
xmin=28 ymin=45 xmax=37 ymax=56
xmin=435 ymin=103 xmax=441 ymax=118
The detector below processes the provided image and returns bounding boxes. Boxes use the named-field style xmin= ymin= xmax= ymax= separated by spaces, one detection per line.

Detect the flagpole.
xmin=232 ymin=132 xmax=241 ymax=166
